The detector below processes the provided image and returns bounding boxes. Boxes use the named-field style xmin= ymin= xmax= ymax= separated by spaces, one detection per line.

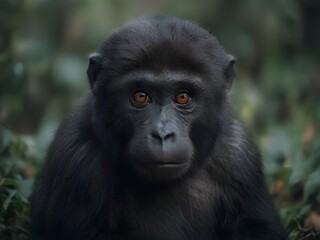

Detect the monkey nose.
xmin=151 ymin=128 xmax=175 ymax=142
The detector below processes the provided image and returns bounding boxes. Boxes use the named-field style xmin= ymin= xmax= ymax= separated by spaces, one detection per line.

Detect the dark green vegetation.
xmin=0 ymin=0 xmax=319 ymax=239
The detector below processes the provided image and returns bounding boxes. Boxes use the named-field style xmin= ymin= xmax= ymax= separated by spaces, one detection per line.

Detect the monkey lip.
xmin=136 ymin=161 xmax=188 ymax=168
xmin=133 ymin=160 xmax=190 ymax=182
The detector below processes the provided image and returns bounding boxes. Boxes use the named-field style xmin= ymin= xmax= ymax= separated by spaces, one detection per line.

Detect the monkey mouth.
xmin=137 ymin=161 xmax=188 ymax=167
xmin=129 ymin=147 xmax=193 ymax=171
xmin=132 ymin=160 xmax=191 ymax=182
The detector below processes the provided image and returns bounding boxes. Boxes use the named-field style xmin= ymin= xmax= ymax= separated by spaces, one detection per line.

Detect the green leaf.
xmin=0 ymin=178 xmax=20 ymax=189
xmin=297 ymin=204 xmax=311 ymax=219
xmin=18 ymin=179 xmax=34 ymax=199
xmin=0 ymin=127 xmax=12 ymax=153
xmin=2 ymin=189 xmax=17 ymax=212
xmin=304 ymin=170 xmax=320 ymax=201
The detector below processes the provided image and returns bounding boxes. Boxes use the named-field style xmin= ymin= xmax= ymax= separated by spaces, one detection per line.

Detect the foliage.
xmin=234 ymin=57 xmax=320 ymax=239
xmin=0 ymin=127 xmax=41 ymax=240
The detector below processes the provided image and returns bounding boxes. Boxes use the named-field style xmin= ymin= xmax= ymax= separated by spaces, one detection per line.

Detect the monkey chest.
xmin=115 ymin=188 xmax=216 ymax=239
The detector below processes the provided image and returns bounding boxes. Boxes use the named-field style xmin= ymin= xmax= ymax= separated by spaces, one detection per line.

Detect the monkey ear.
xmin=87 ymin=53 xmax=104 ymax=94
xmin=225 ymin=55 xmax=236 ymax=91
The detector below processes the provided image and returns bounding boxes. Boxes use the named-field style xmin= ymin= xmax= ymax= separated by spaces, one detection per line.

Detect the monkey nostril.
xmin=151 ymin=132 xmax=162 ymax=141
xmin=163 ymin=132 xmax=174 ymax=140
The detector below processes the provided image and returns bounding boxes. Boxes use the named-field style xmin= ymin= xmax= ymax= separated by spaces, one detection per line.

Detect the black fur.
xmin=31 ymin=16 xmax=287 ymax=240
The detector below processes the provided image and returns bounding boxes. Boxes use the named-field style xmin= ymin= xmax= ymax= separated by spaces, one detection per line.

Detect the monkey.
xmin=31 ymin=16 xmax=287 ymax=240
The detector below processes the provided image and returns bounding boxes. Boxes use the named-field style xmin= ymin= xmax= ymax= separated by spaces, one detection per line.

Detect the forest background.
xmin=0 ymin=0 xmax=320 ymax=239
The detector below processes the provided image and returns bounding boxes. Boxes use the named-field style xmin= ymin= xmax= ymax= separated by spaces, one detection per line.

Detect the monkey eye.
xmin=175 ymin=92 xmax=192 ymax=104
xmin=133 ymin=90 xmax=151 ymax=105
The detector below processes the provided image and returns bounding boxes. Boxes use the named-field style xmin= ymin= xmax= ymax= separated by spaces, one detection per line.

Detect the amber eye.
xmin=175 ymin=92 xmax=191 ymax=104
xmin=133 ymin=90 xmax=150 ymax=104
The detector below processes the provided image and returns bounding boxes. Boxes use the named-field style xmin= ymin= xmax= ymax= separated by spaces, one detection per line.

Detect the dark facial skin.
xmin=31 ymin=16 xmax=287 ymax=240
xmin=123 ymin=71 xmax=197 ymax=182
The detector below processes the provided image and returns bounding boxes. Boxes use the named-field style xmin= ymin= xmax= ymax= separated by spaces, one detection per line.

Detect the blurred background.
xmin=0 ymin=0 xmax=319 ymax=239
